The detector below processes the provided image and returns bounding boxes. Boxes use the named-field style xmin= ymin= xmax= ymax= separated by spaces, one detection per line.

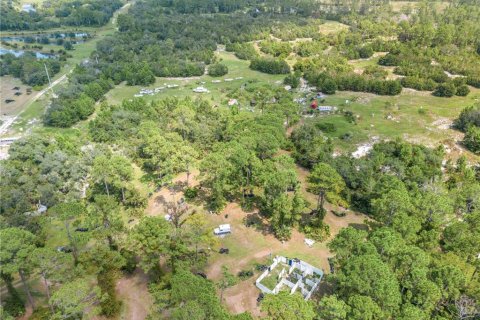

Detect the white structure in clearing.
xmin=256 ymin=256 xmax=323 ymax=300
xmin=214 ymin=224 xmax=231 ymax=235
xmin=193 ymin=86 xmax=209 ymax=93
xmin=22 ymin=4 xmax=36 ymax=12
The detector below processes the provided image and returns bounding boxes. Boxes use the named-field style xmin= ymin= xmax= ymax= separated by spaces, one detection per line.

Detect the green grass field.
xmin=105 ymin=46 xmax=480 ymax=160
xmin=306 ymin=88 xmax=480 ymax=159
xmin=105 ymin=50 xmax=285 ymax=105
xmin=318 ymin=21 xmax=349 ymax=34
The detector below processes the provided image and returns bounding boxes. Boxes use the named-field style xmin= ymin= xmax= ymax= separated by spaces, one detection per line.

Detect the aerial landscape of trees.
xmin=0 ymin=0 xmax=123 ymax=30
xmin=0 ymin=0 xmax=479 ymax=319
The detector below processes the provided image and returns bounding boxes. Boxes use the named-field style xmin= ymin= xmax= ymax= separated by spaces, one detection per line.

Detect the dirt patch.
xmin=144 ymin=163 xmax=369 ymax=317
xmin=204 ymin=200 xmax=366 ymax=316
xmin=116 ymin=268 xmax=152 ymax=320
xmin=431 ymin=117 xmax=452 ymax=130
xmin=145 ymin=170 xmax=200 ymax=217
xmin=223 ymin=279 xmax=263 ymax=318
xmin=0 ymin=76 xmax=32 ymax=116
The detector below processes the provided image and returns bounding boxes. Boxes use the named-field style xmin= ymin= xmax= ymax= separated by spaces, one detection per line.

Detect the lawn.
xmin=318 ymin=21 xmax=349 ymax=35
xmin=260 ymin=267 xmax=283 ymax=291
xmin=105 ymin=50 xmax=285 ymax=105
xmin=302 ymin=88 xmax=480 ymax=160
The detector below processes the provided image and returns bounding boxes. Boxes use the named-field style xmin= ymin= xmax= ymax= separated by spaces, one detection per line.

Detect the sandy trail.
xmin=115 ymin=268 xmax=152 ymax=320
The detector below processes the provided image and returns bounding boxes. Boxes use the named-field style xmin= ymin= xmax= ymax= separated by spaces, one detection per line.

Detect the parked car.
xmin=257 ymin=293 xmax=265 ymax=303
xmin=328 ymin=257 xmax=335 ymax=274
xmin=219 ymin=248 xmax=230 ymax=254
xmin=56 ymin=246 xmax=73 ymax=253
xmin=256 ymin=264 xmax=268 ymax=271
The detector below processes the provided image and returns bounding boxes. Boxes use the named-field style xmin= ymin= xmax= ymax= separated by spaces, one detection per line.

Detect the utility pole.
xmin=43 ymin=63 xmax=54 ymax=95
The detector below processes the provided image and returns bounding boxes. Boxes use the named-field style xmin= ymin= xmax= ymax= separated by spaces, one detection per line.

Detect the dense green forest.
xmin=1 ymin=0 xmax=480 ymax=319
xmin=0 ymin=0 xmax=123 ymax=30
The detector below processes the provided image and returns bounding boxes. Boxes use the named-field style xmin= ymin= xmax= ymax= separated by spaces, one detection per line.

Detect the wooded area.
xmin=0 ymin=0 xmax=479 ymax=319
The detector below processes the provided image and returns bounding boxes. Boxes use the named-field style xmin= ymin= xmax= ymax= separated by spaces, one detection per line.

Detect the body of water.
xmin=0 ymin=48 xmax=56 ymax=59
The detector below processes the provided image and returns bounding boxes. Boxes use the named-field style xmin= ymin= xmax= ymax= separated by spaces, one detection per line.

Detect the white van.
xmin=214 ymin=224 xmax=231 ymax=235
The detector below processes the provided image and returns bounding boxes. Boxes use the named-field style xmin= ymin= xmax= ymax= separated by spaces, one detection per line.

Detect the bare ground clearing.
xmin=145 ymin=161 xmax=369 ymax=317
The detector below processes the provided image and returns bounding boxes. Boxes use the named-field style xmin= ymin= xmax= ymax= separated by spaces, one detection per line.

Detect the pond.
xmin=0 ymin=48 xmax=57 ymax=59
xmin=0 ymin=32 xmax=90 ymax=44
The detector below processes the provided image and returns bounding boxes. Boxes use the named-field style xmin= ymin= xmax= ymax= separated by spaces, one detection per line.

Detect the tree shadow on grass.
xmin=244 ymin=212 xmax=272 ymax=236
xmin=348 ymin=222 xmax=369 ymax=231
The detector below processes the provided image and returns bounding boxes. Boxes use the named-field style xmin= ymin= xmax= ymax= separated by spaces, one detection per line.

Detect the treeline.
xmin=306 ymin=71 xmax=402 ymax=95
xmin=0 ymin=53 xmax=61 ymax=86
xmin=250 ymin=57 xmax=291 ymax=74
xmin=156 ymin=0 xmax=321 ymax=17
xmin=0 ymin=0 xmax=123 ymax=31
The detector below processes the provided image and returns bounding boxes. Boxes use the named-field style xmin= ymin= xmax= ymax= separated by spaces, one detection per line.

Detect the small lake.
xmin=1 ymin=32 xmax=90 ymax=44
xmin=1 ymin=32 xmax=89 ymax=41
xmin=0 ymin=48 xmax=57 ymax=59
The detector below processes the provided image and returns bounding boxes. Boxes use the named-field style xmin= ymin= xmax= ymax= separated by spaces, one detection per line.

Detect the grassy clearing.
xmin=105 ymin=50 xmax=285 ymax=105
xmin=308 ymin=88 xmax=480 ymax=159
xmin=318 ymin=21 xmax=349 ymax=35
xmin=0 ymin=76 xmax=33 ymax=116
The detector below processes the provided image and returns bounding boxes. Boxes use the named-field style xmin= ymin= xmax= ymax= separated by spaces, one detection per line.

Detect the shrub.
xmin=455 ymin=85 xmax=470 ymax=96
xmin=120 ymin=249 xmax=137 ymax=274
xmin=467 ymin=76 xmax=480 ymax=88
xmin=238 ymin=270 xmax=254 ymax=280
xmin=363 ymin=65 xmax=388 ymax=79
xmin=321 ymin=78 xmax=338 ymax=94
xmin=463 ymin=125 xmax=480 ymax=154
xmin=433 ymin=83 xmax=456 ymax=97
xmin=401 ymin=77 xmax=437 ymax=91
xmin=2 ymin=294 xmax=25 ymax=318
xmin=98 ymin=270 xmax=122 ymax=317
xmin=30 ymin=307 xmax=52 ymax=320
xmin=454 ymin=104 xmax=480 ymax=131
xmin=184 ymin=187 xmax=199 ymax=200
xmin=358 ymin=45 xmax=374 ymax=59
xmin=378 ymin=53 xmax=400 ymax=66
xmin=226 ymin=43 xmax=258 ymax=60
xmin=341 ymin=132 xmax=353 ymax=140
xmin=316 ymin=122 xmax=336 ymax=133
xmin=302 ymin=223 xmax=330 ymax=241
xmin=284 ymin=72 xmax=300 ymax=88
xmin=208 ymin=63 xmax=228 ymax=77
xmin=63 ymin=41 xmax=73 ymax=50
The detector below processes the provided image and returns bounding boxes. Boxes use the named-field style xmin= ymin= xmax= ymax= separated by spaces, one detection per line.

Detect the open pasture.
xmin=105 ymin=50 xmax=285 ymax=105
